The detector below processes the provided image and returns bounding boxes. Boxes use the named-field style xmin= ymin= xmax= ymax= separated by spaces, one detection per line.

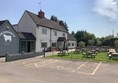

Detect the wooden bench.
xmin=109 ymin=53 xmax=118 ymax=60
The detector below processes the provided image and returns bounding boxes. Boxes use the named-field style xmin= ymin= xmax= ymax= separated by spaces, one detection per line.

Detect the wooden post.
xmin=44 ymin=47 xmax=45 ymax=58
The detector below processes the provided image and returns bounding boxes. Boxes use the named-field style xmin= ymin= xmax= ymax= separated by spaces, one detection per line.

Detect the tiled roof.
xmin=18 ymin=32 xmax=36 ymax=40
xmin=26 ymin=10 xmax=68 ymax=32
xmin=67 ymin=33 xmax=76 ymax=41
xmin=0 ymin=20 xmax=6 ymax=26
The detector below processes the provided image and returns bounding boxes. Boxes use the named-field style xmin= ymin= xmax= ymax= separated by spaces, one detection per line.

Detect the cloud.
xmin=94 ymin=0 xmax=118 ymax=21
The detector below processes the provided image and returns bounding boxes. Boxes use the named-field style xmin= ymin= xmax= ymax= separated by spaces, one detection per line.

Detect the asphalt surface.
xmin=0 ymin=56 xmax=118 ymax=83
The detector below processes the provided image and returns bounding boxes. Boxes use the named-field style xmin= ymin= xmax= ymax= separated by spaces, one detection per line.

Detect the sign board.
xmin=0 ymin=31 xmax=16 ymax=45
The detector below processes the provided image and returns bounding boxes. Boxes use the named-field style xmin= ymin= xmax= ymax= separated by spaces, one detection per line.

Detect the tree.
xmin=50 ymin=15 xmax=58 ymax=22
xmin=78 ymin=41 xmax=86 ymax=47
xmin=114 ymin=40 xmax=118 ymax=47
xmin=74 ymin=30 xmax=95 ymax=46
xmin=59 ymin=20 xmax=64 ymax=26
xmin=96 ymin=39 xmax=102 ymax=46
xmin=88 ymin=39 xmax=95 ymax=46
xmin=64 ymin=22 xmax=69 ymax=31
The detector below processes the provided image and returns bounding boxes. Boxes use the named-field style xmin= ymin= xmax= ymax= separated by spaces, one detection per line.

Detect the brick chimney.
xmin=38 ymin=10 xmax=45 ymax=18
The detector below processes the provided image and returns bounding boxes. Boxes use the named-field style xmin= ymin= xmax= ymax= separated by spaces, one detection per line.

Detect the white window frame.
xmin=52 ymin=42 xmax=57 ymax=47
xmin=53 ymin=30 xmax=57 ymax=36
xmin=41 ymin=42 xmax=47 ymax=48
xmin=42 ymin=28 xmax=47 ymax=35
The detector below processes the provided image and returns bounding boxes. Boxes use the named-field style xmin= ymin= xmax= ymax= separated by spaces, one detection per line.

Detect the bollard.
xmin=43 ymin=47 xmax=45 ymax=58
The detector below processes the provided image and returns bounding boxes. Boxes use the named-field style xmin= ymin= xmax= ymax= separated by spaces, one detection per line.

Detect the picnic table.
xmin=83 ymin=51 xmax=97 ymax=58
xmin=108 ymin=49 xmax=116 ymax=54
xmin=109 ymin=53 xmax=118 ymax=60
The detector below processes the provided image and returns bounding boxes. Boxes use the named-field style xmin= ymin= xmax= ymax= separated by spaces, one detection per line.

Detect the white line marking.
xmin=91 ymin=62 xmax=102 ymax=75
xmin=34 ymin=63 xmax=38 ymax=68
xmin=72 ymin=62 xmax=88 ymax=72
xmin=77 ymin=62 xmax=88 ymax=69
xmin=25 ymin=59 xmax=60 ymax=68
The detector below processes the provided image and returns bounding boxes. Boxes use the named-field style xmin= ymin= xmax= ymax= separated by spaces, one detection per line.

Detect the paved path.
xmin=0 ymin=57 xmax=118 ymax=83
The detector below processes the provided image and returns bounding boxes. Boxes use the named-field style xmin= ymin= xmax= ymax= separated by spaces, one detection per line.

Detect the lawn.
xmin=48 ymin=52 xmax=118 ymax=63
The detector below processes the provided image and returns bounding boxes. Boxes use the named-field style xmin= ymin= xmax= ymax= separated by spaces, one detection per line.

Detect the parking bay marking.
xmin=72 ymin=62 xmax=88 ymax=72
xmin=25 ymin=59 xmax=60 ymax=68
xmin=91 ymin=62 xmax=102 ymax=75
xmin=72 ymin=62 xmax=102 ymax=75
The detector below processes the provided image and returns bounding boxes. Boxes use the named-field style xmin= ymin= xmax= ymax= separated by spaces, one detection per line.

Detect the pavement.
xmin=0 ymin=55 xmax=118 ymax=83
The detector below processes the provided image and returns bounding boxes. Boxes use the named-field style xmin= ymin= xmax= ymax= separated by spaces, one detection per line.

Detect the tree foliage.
xmin=72 ymin=30 xmax=118 ymax=47
xmin=50 ymin=15 xmax=58 ymax=22
xmin=96 ymin=39 xmax=102 ymax=46
xmin=59 ymin=21 xmax=68 ymax=31
xmin=78 ymin=41 xmax=86 ymax=47
xmin=73 ymin=30 xmax=95 ymax=46
xmin=114 ymin=40 xmax=118 ymax=47
xmin=88 ymin=39 xmax=95 ymax=46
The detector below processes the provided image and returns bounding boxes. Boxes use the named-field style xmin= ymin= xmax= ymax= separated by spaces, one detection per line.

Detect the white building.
xmin=67 ymin=33 xmax=77 ymax=49
xmin=14 ymin=10 xmax=76 ymax=52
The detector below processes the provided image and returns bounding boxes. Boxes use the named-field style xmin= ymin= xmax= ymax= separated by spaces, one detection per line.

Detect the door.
xmin=27 ymin=41 xmax=31 ymax=52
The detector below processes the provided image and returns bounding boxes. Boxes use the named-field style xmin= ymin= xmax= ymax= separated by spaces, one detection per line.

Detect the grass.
xmin=48 ymin=52 xmax=118 ymax=63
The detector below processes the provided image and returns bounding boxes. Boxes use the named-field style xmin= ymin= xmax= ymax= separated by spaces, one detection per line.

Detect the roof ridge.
xmin=25 ymin=10 xmax=68 ymax=32
xmin=26 ymin=11 xmax=63 ymax=26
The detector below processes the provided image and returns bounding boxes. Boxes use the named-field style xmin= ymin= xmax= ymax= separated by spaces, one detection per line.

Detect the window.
xmin=53 ymin=31 xmax=57 ymax=36
xmin=41 ymin=42 xmax=47 ymax=48
xmin=68 ymin=43 xmax=71 ymax=46
xmin=72 ymin=43 xmax=74 ymax=46
xmin=42 ymin=28 xmax=47 ymax=35
xmin=30 ymin=41 xmax=35 ymax=51
xmin=63 ymin=33 xmax=65 ymax=36
xmin=20 ymin=41 xmax=27 ymax=52
xmin=52 ymin=43 xmax=57 ymax=47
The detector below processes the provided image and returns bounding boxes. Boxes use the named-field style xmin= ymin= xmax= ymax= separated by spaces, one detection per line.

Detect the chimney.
xmin=38 ymin=10 xmax=45 ymax=18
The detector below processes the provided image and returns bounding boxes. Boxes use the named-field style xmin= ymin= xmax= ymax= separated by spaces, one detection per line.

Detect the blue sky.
xmin=0 ymin=0 xmax=118 ymax=38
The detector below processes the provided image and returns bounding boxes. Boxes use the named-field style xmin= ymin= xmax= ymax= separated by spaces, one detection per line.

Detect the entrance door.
xmin=27 ymin=41 xmax=31 ymax=52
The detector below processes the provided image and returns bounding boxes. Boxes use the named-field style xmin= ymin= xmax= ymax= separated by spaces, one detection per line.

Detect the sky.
xmin=0 ymin=0 xmax=118 ymax=38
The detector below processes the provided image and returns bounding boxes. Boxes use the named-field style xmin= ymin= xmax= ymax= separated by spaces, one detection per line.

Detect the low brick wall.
xmin=5 ymin=52 xmax=44 ymax=62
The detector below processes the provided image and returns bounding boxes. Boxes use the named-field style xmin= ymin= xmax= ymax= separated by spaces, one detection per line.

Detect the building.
xmin=14 ymin=10 xmax=76 ymax=52
xmin=0 ymin=10 xmax=76 ymax=56
xmin=67 ymin=33 xmax=77 ymax=49
xmin=0 ymin=20 xmax=19 ymax=56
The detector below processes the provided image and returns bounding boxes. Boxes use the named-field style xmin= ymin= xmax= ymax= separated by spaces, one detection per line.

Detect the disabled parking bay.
xmin=0 ymin=56 xmax=118 ymax=83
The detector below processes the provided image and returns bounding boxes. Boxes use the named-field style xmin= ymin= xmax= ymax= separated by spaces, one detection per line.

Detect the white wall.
xmin=36 ymin=26 xmax=68 ymax=52
xmin=18 ymin=11 xmax=36 ymax=36
xmin=36 ymin=26 xmax=51 ymax=52
xmin=51 ymin=29 xmax=67 ymax=44
xmin=68 ymin=41 xmax=76 ymax=49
